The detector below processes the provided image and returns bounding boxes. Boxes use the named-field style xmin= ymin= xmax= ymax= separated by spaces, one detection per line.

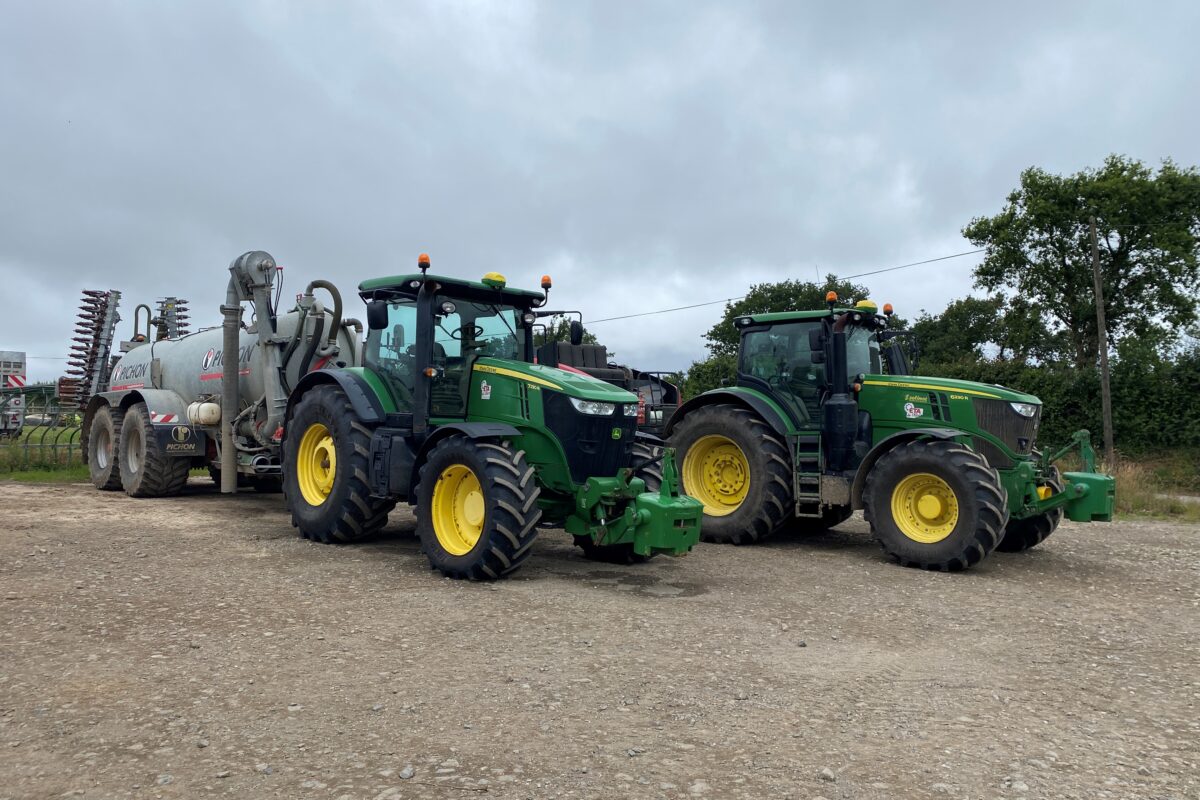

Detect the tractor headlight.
xmin=623 ymin=404 xmax=639 ymax=417
xmin=569 ymin=397 xmax=615 ymax=416
xmin=1010 ymin=402 xmax=1039 ymax=418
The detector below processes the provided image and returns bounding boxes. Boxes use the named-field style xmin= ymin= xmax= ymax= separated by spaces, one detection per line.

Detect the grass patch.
xmin=1104 ymin=456 xmax=1200 ymax=522
xmin=3 ymin=465 xmax=90 ymax=483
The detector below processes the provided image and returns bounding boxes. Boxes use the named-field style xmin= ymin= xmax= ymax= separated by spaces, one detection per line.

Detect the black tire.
xmin=996 ymin=467 xmax=1064 ymax=552
xmin=283 ymin=385 xmax=396 ymax=543
xmin=573 ymin=440 xmax=663 ymax=564
xmin=668 ymin=405 xmax=792 ymax=544
xmin=862 ymin=440 xmax=1008 ymax=571
xmin=118 ymin=403 xmax=191 ymax=497
xmin=415 ymin=436 xmax=541 ymax=580
xmin=87 ymin=405 xmax=124 ymax=491
xmin=790 ymin=504 xmax=854 ymax=533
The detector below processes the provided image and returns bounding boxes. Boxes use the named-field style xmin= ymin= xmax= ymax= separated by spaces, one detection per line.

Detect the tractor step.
xmin=793 ymin=432 xmax=823 ymax=515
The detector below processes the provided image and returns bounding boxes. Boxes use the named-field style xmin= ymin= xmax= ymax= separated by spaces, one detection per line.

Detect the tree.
xmin=703 ymin=275 xmax=872 ymax=359
xmin=534 ymin=317 xmax=601 ymax=349
xmin=964 ymin=155 xmax=1200 ymax=370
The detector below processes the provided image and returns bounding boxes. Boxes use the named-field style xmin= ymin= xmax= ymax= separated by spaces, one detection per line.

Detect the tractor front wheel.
xmin=670 ymin=405 xmax=792 ymax=544
xmin=87 ymin=405 xmax=124 ymax=491
xmin=118 ymin=403 xmax=190 ymax=497
xmin=416 ymin=437 xmax=542 ymax=580
xmin=862 ymin=440 xmax=1008 ymax=571
xmin=996 ymin=467 xmax=1064 ymax=552
xmin=283 ymin=385 xmax=395 ymax=543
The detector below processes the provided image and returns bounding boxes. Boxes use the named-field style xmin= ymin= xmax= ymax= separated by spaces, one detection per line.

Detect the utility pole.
xmin=1089 ymin=216 xmax=1115 ymax=464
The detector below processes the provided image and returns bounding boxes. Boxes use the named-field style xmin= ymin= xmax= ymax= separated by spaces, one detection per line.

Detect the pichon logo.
xmin=201 ymin=348 xmax=216 ymax=371
xmin=171 ymin=426 xmax=191 ymax=443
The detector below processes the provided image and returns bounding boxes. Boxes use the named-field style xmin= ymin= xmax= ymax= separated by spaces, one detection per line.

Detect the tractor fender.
xmin=286 ymin=370 xmax=386 ymax=426
xmin=663 ymin=389 xmax=792 ymax=439
xmin=408 ymin=422 xmax=523 ymax=495
xmin=850 ymin=427 xmax=967 ymax=509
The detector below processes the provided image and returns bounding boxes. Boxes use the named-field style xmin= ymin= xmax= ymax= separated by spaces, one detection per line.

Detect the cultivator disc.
xmin=64 ymin=289 xmax=122 ymax=410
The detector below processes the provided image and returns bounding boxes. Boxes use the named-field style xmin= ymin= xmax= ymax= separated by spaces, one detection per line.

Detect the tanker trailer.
xmin=82 ymin=251 xmax=361 ymax=497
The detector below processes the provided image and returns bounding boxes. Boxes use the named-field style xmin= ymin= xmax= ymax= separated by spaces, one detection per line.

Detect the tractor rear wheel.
xmin=283 ymin=385 xmax=395 ymax=543
xmin=862 ymin=440 xmax=1008 ymax=571
xmin=415 ymin=436 xmax=541 ymax=580
xmin=669 ymin=405 xmax=791 ymax=544
xmin=87 ymin=405 xmax=124 ymax=491
xmin=996 ymin=467 xmax=1064 ymax=552
xmin=573 ymin=440 xmax=660 ymax=564
xmin=117 ymin=403 xmax=191 ymax=497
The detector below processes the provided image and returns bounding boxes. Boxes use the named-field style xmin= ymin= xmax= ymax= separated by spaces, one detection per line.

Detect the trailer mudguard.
xmin=663 ymin=388 xmax=795 ymax=439
xmin=287 ymin=369 xmax=388 ymax=425
xmin=849 ymin=427 xmax=965 ymax=508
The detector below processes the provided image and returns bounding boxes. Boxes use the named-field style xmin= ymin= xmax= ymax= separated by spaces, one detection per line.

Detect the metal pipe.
xmin=220 ymin=281 xmax=240 ymax=494
xmin=305 ymin=280 xmax=342 ymax=351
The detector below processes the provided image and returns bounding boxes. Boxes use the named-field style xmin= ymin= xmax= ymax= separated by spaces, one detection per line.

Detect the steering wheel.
xmin=451 ymin=324 xmax=485 ymax=341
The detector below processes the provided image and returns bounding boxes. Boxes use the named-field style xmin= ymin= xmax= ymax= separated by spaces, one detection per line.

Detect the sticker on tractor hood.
xmin=904 ymin=402 xmax=924 ymax=419
xmin=480 ymin=380 xmax=492 ymax=400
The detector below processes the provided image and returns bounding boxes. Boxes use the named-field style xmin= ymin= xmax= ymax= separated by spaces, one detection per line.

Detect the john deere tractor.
xmin=282 ymin=258 xmax=702 ymax=579
xmin=664 ymin=294 xmax=1114 ymax=571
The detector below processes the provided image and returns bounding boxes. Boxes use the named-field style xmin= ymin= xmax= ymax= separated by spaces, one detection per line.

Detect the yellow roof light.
xmin=856 ymin=299 xmax=879 ymax=313
xmin=482 ymin=272 xmax=507 ymax=289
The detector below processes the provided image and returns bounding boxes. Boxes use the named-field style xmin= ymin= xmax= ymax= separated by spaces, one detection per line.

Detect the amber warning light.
xmin=541 ymin=275 xmax=553 ymax=290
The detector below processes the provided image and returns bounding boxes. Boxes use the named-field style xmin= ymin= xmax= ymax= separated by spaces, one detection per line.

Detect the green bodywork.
xmin=702 ymin=307 xmax=1115 ymax=525
xmin=351 ymin=275 xmax=702 ymax=558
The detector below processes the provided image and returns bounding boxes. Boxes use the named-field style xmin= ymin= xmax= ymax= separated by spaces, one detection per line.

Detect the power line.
xmin=588 ymin=248 xmax=985 ymax=325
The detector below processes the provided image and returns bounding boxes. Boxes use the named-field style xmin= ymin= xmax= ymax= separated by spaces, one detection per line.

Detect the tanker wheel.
xmin=996 ymin=467 xmax=1064 ymax=552
xmin=863 ymin=440 xmax=1008 ymax=571
xmin=117 ymin=403 xmax=191 ymax=497
xmin=283 ymin=385 xmax=395 ymax=543
xmin=415 ymin=436 xmax=541 ymax=580
xmin=573 ymin=440 xmax=662 ymax=564
xmin=790 ymin=504 xmax=854 ymax=534
xmin=669 ymin=405 xmax=792 ymax=544
xmin=87 ymin=405 xmax=124 ymax=491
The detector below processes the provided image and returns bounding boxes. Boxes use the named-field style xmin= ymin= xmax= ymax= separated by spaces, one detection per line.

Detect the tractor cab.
xmin=730 ymin=298 xmax=907 ymax=429
xmin=359 ymin=264 xmax=546 ymax=427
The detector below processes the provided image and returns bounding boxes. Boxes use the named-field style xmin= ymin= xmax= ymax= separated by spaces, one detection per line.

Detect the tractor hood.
xmin=473 ymin=358 xmax=638 ymax=403
xmin=861 ymin=374 xmax=1041 ymax=404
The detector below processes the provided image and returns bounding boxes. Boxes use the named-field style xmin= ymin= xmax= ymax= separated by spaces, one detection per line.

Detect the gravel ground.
xmin=1 ymin=480 xmax=1197 ymax=800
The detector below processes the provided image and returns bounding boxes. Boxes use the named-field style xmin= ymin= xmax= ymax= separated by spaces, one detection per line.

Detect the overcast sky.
xmin=2 ymin=1 xmax=1198 ymax=381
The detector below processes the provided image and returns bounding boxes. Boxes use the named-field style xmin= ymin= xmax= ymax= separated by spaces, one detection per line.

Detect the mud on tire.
xmin=863 ymin=439 xmax=1008 ymax=571
xmin=415 ymin=436 xmax=541 ymax=580
xmin=118 ymin=402 xmax=190 ymax=497
xmin=669 ymin=404 xmax=792 ymax=544
xmin=283 ymin=384 xmax=395 ymax=543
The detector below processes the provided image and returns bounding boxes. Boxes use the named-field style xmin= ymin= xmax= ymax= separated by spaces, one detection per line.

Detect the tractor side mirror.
xmin=366 ymin=300 xmax=389 ymax=330
xmin=569 ymin=320 xmax=584 ymax=346
xmin=808 ymin=328 xmax=826 ymax=351
xmin=392 ymin=324 xmax=405 ymax=348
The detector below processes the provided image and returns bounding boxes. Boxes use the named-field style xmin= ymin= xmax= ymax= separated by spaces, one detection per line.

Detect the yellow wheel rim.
xmin=297 ymin=423 xmax=337 ymax=506
xmin=431 ymin=464 xmax=486 ymax=556
xmin=890 ymin=472 xmax=959 ymax=543
xmin=681 ymin=434 xmax=751 ymax=517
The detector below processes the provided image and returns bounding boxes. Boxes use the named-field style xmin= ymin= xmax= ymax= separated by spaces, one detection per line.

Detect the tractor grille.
xmin=542 ymin=391 xmax=637 ymax=484
xmin=972 ymin=398 xmax=1039 ymax=456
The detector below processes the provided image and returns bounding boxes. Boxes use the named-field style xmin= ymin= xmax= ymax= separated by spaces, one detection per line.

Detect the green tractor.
xmin=664 ymin=294 xmax=1114 ymax=571
xmin=282 ymin=258 xmax=702 ymax=579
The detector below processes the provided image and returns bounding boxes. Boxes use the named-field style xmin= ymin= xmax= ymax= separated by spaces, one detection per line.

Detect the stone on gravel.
xmin=819 ymin=767 xmax=837 ymax=782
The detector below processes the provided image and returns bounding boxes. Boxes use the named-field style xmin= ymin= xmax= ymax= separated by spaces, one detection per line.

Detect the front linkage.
xmin=565 ymin=449 xmax=702 ymax=557
xmin=1028 ymin=429 xmax=1115 ymax=523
